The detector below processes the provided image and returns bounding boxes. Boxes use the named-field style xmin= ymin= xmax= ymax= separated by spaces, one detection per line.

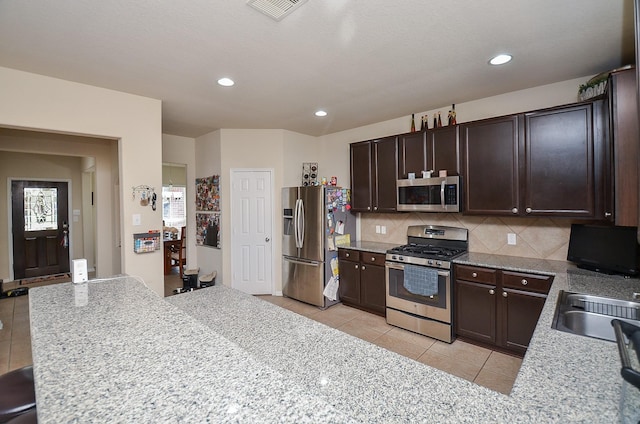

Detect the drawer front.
xmin=502 ymin=271 xmax=552 ymax=294
xmin=338 ymin=249 xmax=360 ymax=262
xmin=361 ymin=252 xmax=385 ymax=265
xmin=454 ymin=264 xmax=497 ymax=284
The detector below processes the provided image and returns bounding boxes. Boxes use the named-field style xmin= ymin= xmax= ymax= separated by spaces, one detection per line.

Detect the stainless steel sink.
xmin=551 ymin=291 xmax=640 ymax=341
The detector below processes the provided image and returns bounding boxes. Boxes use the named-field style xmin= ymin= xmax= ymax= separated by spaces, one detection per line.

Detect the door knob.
xmin=265 ymin=237 xmax=270 ymax=242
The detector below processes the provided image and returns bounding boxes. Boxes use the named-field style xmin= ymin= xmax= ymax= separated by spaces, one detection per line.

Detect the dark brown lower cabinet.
xmin=338 ymin=249 xmax=386 ymax=316
xmin=454 ymin=264 xmax=552 ymax=356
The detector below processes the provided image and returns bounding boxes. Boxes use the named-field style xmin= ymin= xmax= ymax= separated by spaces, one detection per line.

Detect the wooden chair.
xmin=171 ymin=226 xmax=187 ymax=278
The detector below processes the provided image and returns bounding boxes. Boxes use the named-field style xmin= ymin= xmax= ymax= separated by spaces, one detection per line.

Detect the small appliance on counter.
xmin=282 ymin=186 xmax=355 ymax=308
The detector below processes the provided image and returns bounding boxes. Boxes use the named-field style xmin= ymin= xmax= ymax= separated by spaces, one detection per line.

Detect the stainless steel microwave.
xmin=397 ymin=176 xmax=461 ymax=212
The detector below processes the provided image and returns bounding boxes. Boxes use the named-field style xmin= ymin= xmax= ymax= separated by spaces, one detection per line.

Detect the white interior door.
xmin=231 ymin=170 xmax=273 ymax=294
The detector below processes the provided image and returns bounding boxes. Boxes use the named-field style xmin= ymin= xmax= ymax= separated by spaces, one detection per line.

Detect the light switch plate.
xmin=507 ymin=233 xmax=517 ymax=245
xmin=133 ymin=214 xmax=141 ymax=226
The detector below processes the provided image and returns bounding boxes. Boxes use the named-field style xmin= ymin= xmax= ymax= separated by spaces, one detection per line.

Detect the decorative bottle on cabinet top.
xmin=411 ymin=114 xmax=416 ymax=132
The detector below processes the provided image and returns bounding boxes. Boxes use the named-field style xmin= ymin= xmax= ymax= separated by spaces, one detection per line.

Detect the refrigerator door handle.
xmin=299 ymin=198 xmax=305 ymax=248
xmin=294 ymin=198 xmax=302 ymax=248
xmin=284 ymin=257 xmax=320 ymax=266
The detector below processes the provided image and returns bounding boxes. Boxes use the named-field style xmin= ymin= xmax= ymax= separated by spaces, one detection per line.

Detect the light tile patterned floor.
xmin=0 ymin=273 xmax=523 ymax=395
xmin=259 ymin=295 xmax=523 ymax=394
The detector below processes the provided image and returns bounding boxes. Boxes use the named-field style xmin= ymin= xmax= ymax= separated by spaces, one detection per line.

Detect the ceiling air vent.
xmin=247 ymin=0 xmax=308 ymax=21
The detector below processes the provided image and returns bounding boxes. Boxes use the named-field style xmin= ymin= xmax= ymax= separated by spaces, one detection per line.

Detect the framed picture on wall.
xmin=195 ymin=175 xmax=220 ymax=212
xmin=196 ymin=212 xmax=220 ymax=249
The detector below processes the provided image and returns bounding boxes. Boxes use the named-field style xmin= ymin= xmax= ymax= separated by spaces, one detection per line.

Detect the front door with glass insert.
xmin=11 ymin=180 xmax=70 ymax=279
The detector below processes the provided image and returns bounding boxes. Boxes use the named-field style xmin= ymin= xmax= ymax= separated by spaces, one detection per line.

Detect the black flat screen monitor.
xmin=567 ymin=224 xmax=639 ymax=276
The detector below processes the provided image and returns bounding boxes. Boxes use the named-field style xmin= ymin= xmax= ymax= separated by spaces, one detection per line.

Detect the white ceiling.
xmin=0 ymin=0 xmax=635 ymax=138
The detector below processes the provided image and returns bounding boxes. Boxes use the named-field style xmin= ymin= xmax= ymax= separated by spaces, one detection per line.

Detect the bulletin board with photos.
xmin=195 ymin=175 xmax=221 ymax=249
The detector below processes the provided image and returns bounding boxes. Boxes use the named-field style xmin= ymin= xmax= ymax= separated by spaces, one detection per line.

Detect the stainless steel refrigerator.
xmin=282 ymin=186 xmax=355 ymax=308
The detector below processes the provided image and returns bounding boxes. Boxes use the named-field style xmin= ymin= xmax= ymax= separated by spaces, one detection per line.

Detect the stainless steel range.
xmin=385 ymin=225 xmax=468 ymax=343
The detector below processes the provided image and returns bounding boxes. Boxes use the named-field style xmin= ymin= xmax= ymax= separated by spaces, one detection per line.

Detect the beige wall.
xmin=0 ymin=149 xmax=85 ymax=280
xmin=0 ymin=67 xmax=164 ymax=295
xmin=194 ymin=130 xmax=223 ymax=281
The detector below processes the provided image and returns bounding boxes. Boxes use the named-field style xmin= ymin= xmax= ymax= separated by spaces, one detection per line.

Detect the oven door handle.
xmin=385 ymin=261 xmax=450 ymax=277
xmin=440 ymin=180 xmax=446 ymax=208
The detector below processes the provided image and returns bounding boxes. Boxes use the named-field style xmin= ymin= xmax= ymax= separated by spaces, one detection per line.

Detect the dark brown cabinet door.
xmin=500 ymin=289 xmax=547 ymax=355
xmin=350 ymin=141 xmax=373 ymax=212
xmin=430 ymin=126 xmax=460 ymax=175
xmin=455 ymin=279 xmax=497 ymax=344
xmin=461 ymin=116 xmax=521 ymax=215
xmin=360 ymin=263 xmax=386 ymax=316
xmin=609 ymin=69 xmax=639 ymax=225
xmin=372 ymin=136 xmax=398 ymax=212
xmin=339 ymin=258 xmax=361 ymax=305
xmin=398 ymin=132 xmax=427 ymax=179
xmin=524 ymin=103 xmax=597 ymax=217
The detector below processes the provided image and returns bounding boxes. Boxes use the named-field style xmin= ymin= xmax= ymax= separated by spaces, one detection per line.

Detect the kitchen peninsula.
xmin=30 ymin=265 xmax=640 ymax=422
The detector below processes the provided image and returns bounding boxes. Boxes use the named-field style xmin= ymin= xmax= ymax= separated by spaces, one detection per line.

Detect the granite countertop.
xmin=339 ymin=240 xmax=398 ymax=254
xmin=28 ymin=255 xmax=640 ymax=422
xmin=28 ymin=277 xmax=354 ymax=423
xmin=168 ymin=253 xmax=640 ymax=423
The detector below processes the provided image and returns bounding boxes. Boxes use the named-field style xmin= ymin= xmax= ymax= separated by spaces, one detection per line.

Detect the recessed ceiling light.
xmin=217 ymin=77 xmax=235 ymax=87
xmin=315 ymin=110 xmax=327 ymax=117
xmin=489 ymin=54 xmax=512 ymax=65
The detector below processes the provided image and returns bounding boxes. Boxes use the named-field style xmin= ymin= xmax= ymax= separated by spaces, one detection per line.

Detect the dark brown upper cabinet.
xmin=461 ymin=115 xmax=522 ymax=215
xmin=398 ymin=126 xmax=460 ymax=179
xmin=350 ymin=136 xmax=398 ymax=213
xmin=461 ymin=101 xmax=610 ymax=218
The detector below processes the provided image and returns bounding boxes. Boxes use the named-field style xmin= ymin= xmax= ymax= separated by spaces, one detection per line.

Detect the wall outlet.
xmin=133 ymin=214 xmax=141 ymax=226
xmin=381 ymin=226 xmax=387 ymax=235
xmin=507 ymin=233 xmax=517 ymax=245
xmin=375 ymin=225 xmax=381 ymax=234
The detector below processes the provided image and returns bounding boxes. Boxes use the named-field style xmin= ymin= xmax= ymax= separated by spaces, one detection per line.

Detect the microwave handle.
xmin=440 ymin=181 xmax=445 ymax=208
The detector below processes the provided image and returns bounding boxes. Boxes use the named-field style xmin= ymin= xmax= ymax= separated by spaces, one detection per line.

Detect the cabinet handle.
xmin=525 ymin=207 xmax=532 ymax=214
xmin=345 ymin=252 xmax=350 ymax=258
xmin=355 ymin=265 xmax=359 ymax=269
xmin=367 ymin=207 xmax=371 ymax=211
xmin=502 ymin=291 xmax=508 ymax=297
xmin=521 ymin=279 xmax=528 ymax=286
xmin=472 ymin=272 xmax=478 ymax=278
xmin=371 ymin=257 xmax=375 ymax=261
xmin=362 ymin=266 xmax=366 ymax=270
xmin=374 ymin=206 xmax=378 ymax=211
xmin=511 ymin=208 xmax=518 ymax=214
xmin=489 ymin=289 xmax=495 ymax=295
xmin=605 ymin=212 xmax=612 ymax=218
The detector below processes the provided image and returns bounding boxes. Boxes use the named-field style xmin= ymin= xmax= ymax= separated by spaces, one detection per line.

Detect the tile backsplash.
xmin=360 ymin=213 xmax=571 ymax=261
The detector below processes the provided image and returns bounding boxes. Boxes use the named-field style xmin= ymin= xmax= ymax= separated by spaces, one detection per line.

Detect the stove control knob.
xmin=436 ymin=261 xmax=442 ymax=266
xmin=427 ymin=260 xmax=433 ymax=265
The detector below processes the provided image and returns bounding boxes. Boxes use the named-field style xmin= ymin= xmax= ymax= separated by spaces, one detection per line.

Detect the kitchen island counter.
xmin=29 ymin=277 xmax=353 ymax=423
xmin=169 ymin=256 xmax=640 ymax=422
xmin=29 ymin=264 xmax=640 ymax=422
